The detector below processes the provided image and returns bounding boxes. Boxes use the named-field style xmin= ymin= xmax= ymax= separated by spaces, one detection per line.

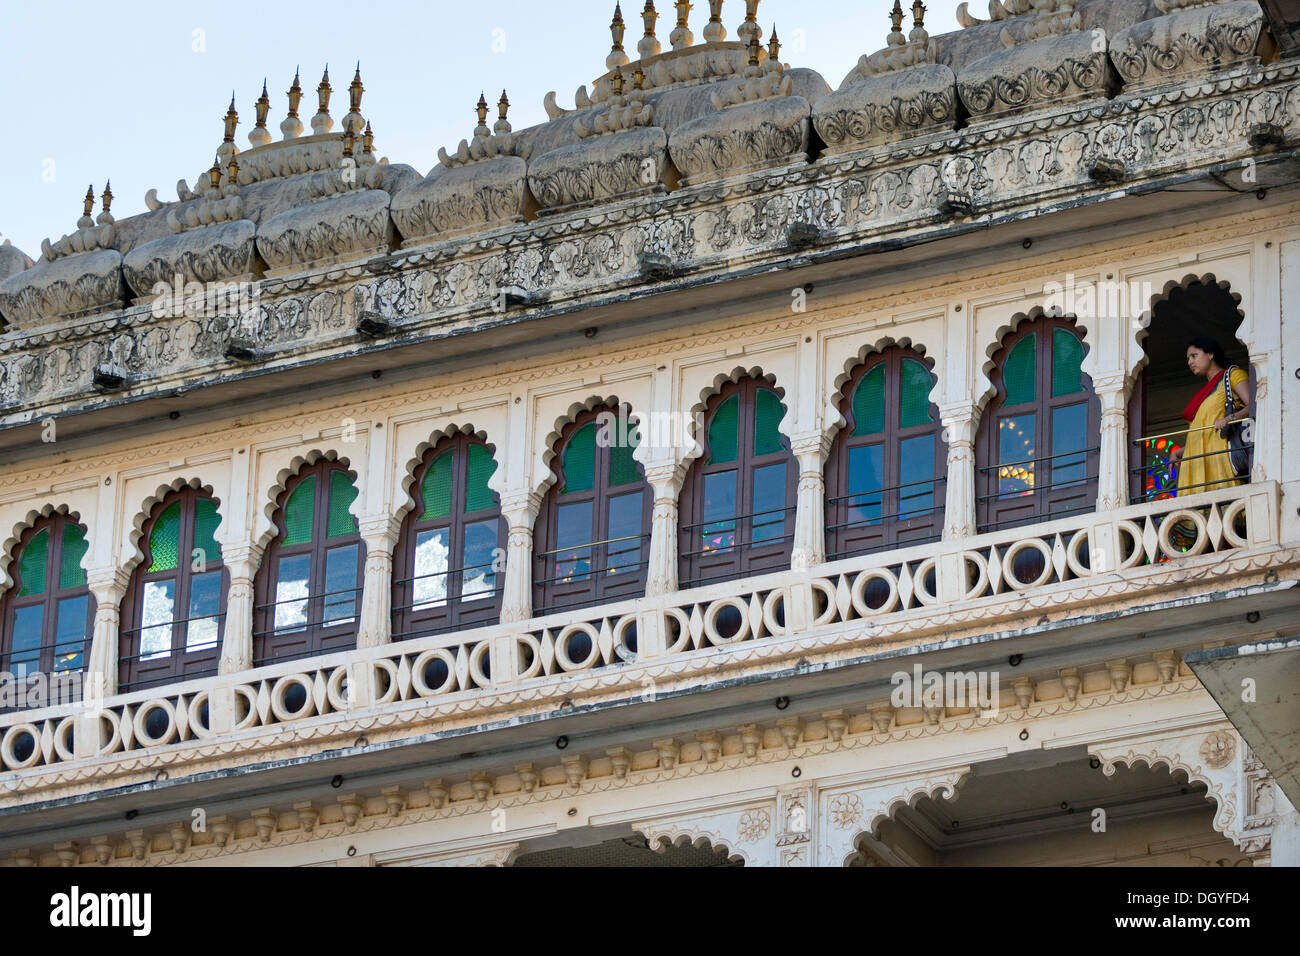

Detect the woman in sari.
xmin=1170 ymin=337 xmax=1251 ymax=496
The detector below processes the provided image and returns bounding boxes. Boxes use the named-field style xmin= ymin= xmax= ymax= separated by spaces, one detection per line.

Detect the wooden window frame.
xmin=533 ymin=406 xmax=652 ymax=616
xmin=393 ymin=434 xmax=505 ymax=640
xmin=678 ymin=378 xmax=796 ymax=588
xmin=253 ymin=459 xmax=366 ymax=666
xmin=977 ymin=315 xmax=1100 ymax=533
xmin=0 ymin=514 xmax=95 ymax=709
xmin=826 ymin=348 xmax=947 ymax=559
xmin=119 ymin=488 xmax=227 ymax=692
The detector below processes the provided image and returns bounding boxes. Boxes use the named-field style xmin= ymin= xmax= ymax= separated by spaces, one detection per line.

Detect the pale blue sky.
xmin=0 ymin=0 xmax=959 ymax=257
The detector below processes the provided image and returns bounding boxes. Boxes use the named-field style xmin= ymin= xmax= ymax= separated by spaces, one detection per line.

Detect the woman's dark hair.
xmin=1187 ymin=336 xmax=1229 ymax=370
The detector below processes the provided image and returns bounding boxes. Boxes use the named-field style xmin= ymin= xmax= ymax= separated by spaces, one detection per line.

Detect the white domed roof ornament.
xmin=670 ymin=1 xmax=693 ymax=50
xmin=703 ymin=0 xmax=725 ymax=43
xmin=909 ymin=0 xmax=930 ymax=45
xmin=886 ymin=0 xmax=906 ymax=47
xmin=217 ymin=95 xmax=240 ymax=166
xmin=96 ymin=181 xmax=115 ymax=226
xmin=638 ymin=1 xmax=662 ymax=59
xmin=737 ymin=0 xmax=760 ymax=46
xmin=311 ymin=67 xmax=333 ymax=135
xmin=607 ymin=4 xmax=630 ymax=70
xmin=343 ymin=65 xmax=366 ymax=137
xmin=281 ymin=69 xmax=305 ymax=139
xmin=249 ymin=80 xmax=273 ymax=147
xmin=78 ymin=185 xmax=96 ymax=230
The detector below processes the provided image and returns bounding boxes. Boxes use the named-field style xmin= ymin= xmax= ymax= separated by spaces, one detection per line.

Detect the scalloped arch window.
xmin=1 ymin=514 xmax=94 ymax=710
xmin=394 ymin=434 xmax=505 ymax=641
xmin=120 ymin=489 xmax=226 ymax=692
xmin=254 ymin=460 xmax=364 ymax=665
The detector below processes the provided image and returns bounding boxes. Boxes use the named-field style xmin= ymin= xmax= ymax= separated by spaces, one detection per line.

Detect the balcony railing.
xmin=0 ymin=481 xmax=1281 ymax=776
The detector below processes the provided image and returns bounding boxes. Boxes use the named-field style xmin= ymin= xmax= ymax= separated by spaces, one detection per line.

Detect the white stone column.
xmin=217 ymin=544 xmax=259 ymax=675
xmin=84 ymin=568 xmax=127 ymax=700
xmin=75 ymin=568 xmax=128 ymax=757
xmin=356 ymin=516 xmax=401 ymax=648
xmin=1095 ymin=375 xmax=1129 ymax=512
xmin=643 ymin=462 xmax=685 ymax=596
xmin=499 ymin=492 xmax=541 ymax=624
xmin=790 ymin=433 xmax=831 ymax=571
xmin=940 ymin=404 xmax=978 ymax=539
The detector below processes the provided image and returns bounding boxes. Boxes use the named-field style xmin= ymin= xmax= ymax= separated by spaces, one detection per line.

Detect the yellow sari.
xmin=1177 ymin=367 xmax=1248 ymax=495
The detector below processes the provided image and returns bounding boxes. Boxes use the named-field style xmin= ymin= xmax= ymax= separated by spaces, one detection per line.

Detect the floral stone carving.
xmin=669 ymin=94 xmax=811 ymax=184
xmin=958 ymin=29 xmax=1113 ymax=118
xmin=814 ymin=63 xmax=958 ymax=154
xmin=1109 ymin=1 xmax=1266 ymax=90
xmin=257 ymin=188 xmax=395 ymax=274
xmin=122 ymin=220 xmax=258 ymax=301
xmin=0 ymin=248 xmax=125 ymax=329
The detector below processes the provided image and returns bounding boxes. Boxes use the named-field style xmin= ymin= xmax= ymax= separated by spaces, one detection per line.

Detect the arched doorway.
xmin=1129 ymin=280 xmax=1253 ymax=503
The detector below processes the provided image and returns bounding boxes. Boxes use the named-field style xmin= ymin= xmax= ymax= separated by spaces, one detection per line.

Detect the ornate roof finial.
xmin=362 ymin=121 xmax=374 ymax=155
xmin=475 ymin=92 xmax=489 ymax=131
xmin=608 ymin=3 xmax=630 ymax=69
xmin=738 ymin=0 xmax=761 ymax=45
xmin=96 ymin=180 xmax=115 ymax=225
xmin=222 ymin=94 xmax=239 ymax=143
xmin=704 ymin=0 xmax=726 ymax=43
xmin=349 ymin=64 xmax=364 ymax=112
xmin=208 ymin=159 xmax=222 ymax=191
xmin=342 ymin=129 xmax=355 ymax=158
xmin=747 ymin=32 xmax=760 ymax=68
xmin=633 ymin=65 xmax=646 ymax=90
xmin=288 ymin=69 xmax=303 ymax=118
xmin=670 ymin=1 xmax=694 ymax=49
xmin=343 ymin=64 xmax=366 ymax=136
xmin=768 ymin=23 xmax=780 ymax=62
xmin=311 ymin=66 xmax=334 ymax=134
xmin=250 ymin=80 xmax=272 ymax=147
xmin=638 ymin=1 xmax=662 ymax=58
xmin=611 ymin=69 xmax=624 ymax=97
xmin=883 ymin=0 xmax=904 ymax=46
xmin=82 ymin=185 xmax=95 ymax=219
xmin=282 ymin=69 xmax=305 ymax=139
xmin=495 ymin=89 xmax=512 ymax=135
xmin=226 ymin=156 xmax=239 ymax=185
xmin=909 ymin=0 xmax=929 ymax=43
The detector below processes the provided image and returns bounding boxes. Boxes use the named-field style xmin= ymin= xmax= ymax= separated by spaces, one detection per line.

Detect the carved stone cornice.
xmin=6 ymin=62 xmax=1294 ymax=424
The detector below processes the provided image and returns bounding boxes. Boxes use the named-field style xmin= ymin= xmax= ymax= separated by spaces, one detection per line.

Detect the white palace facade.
xmin=1 ymin=0 xmax=1299 ymax=866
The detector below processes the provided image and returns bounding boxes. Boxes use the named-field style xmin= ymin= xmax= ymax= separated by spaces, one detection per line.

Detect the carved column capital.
xmin=499 ymin=490 xmax=543 ymax=528
xmin=642 ymin=459 xmax=688 ymax=496
xmin=789 ymin=430 xmax=833 ymax=466
xmin=85 ymin=566 xmax=129 ymax=604
xmin=357 ymin=513 xmax=403 ymax=548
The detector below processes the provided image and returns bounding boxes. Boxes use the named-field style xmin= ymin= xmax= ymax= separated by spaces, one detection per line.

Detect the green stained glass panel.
xmin=420 ymin=452 xmax=452 ymax=520
xmin=148 ymin=502 xmax=181 ymax=573
xmin=753 ymin=388 xmax=785 ymax=456
xmin=193 ymin=499 xmax=222 ymax=564
xmin=283 ymin=474 xmax=316 ymax=546
xmin=608 ymin=417 xmax=640 ymax=488
xmin=899 ymin=359 xmax=933 ymax=429
xmin=59 ymin=524 xmax=89 ymax=589
xmin=1052 ymin=328 xmax=1085 ymax=397
xmin=1003 ymin=334 xmax=1037 ymax=406
xmin=327 ymin=470 xmax=359 ymax=539
xmin=17 ymin=528 xmax=48 ymax=597
xmin=852 ymin=365 xmax=885 ymax=436
xmin=562 ymin=423 xmax=596 ymax=494
xmin=465 ymin=443 xmax=497 ymax=514
xmin=708 ymin=395 xmax=738 ymax=465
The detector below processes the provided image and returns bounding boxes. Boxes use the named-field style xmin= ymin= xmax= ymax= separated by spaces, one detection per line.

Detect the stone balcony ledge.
xmin=0 ymin=480 xmax=1292 ymax=803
